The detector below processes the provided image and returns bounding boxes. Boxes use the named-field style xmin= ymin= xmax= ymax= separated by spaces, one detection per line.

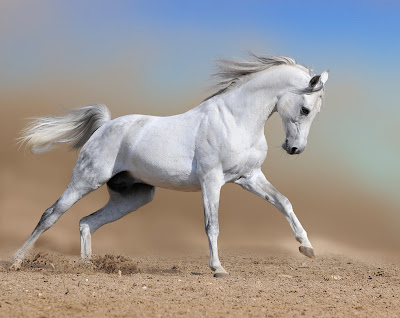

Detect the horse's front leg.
xmin=236 ymin=169 xmax=315 ymax=258
xmin=200 ymin=175 xmax=229 ymax=277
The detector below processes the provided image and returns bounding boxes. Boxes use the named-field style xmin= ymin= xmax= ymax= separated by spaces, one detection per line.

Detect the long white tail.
xmin=19 ymin=104 xmax=111 ymax=154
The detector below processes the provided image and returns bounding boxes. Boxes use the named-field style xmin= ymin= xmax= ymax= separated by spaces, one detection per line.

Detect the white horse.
xmin=11 ymin=54 xmax=328 ymax=277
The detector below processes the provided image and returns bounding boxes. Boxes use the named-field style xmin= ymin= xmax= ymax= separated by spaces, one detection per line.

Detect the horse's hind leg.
xmin=79 ymin=176 xmax=155 ymax=259
xmin=10 ymin=158 xmax=113 ymax=270
xmin=10 ymin=185 xmax=94 ymax=269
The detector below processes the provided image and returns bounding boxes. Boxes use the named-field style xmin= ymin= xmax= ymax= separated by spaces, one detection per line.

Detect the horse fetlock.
xmin=295 ymin=230 xmax=310 ymax=245
xmin=79 ymin=222 xmax=91 ymax=235
xmin=209 ymin=260 xmax=222 ymax=271
xmin=209 ymin=260 xmax=228 ymax=276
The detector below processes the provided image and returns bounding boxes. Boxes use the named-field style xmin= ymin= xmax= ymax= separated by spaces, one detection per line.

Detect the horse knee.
xmin=79 ymin=217 xmax=88 ymax=229
xmin=275 ymin=195 xmax=292 ymax=211
xmin=79 ymin=216 xmax=94 ymax=234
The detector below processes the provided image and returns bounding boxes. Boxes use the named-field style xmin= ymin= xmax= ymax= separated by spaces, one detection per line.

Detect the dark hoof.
xmin=214 ymin=271 xmax=229 ymax=278
xmin=299 ymin=246 xmax=315 ymax=259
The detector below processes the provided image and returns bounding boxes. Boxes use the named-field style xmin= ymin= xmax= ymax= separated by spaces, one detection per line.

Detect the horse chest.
xmin=219 ymin=135 xmax=268 ymax=178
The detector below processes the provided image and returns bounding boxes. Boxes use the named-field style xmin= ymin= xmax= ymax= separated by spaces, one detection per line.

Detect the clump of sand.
xmin=23 ymin=250 xmax=139 ymax=275
xmin=90 ymin=254 xmax=139 ymax=274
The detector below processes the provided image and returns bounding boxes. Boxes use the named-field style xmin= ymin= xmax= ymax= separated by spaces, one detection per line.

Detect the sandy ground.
xmin=1 ymin=246 xmax=400 ymax=318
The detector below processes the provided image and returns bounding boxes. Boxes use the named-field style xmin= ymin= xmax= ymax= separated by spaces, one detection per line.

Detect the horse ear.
xmin=320 ymin=70 xmax=329 ymax=84
xmin=309 ymin=75 xmax=321 ymax=88
xmin=309 ymin=71 xmax=329 ymax=88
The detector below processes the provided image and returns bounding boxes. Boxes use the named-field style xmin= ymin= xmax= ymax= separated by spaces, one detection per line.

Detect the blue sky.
xmin=1 ymin=0 xmax=399 ymax=205
xmin=2 ymin=0 xmax=399 ymax=86
xmin=66 ymin=1 xmax=400 ymax=67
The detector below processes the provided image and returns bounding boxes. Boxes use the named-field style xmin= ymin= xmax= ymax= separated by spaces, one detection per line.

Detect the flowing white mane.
xmin=206 ymin=53 xmax=315 ymax=101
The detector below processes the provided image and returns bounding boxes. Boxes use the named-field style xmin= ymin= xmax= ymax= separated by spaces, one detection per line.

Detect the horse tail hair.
xmin=19 ymin=104 xmax=111 ymax=154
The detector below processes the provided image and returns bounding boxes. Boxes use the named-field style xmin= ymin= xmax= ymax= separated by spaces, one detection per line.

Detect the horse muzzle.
xmin=282 ymin=139 xmax=305 ymax=155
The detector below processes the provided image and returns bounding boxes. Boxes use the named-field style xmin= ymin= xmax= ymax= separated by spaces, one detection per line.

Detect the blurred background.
xmin=1 ymin=0 xmax=399 ymax=258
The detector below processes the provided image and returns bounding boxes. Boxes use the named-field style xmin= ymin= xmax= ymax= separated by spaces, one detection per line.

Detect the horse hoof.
xmin=299 ymin=246 xmax=315 ymax=259
xmin=214 ymin=270 xmax=229 ymax=278
xmin=10 ymin=259 xmax=22 ymax=271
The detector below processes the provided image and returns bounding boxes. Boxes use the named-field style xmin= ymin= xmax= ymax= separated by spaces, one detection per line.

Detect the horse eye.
xmin=301 ymin=106 xmax=310 ymax=116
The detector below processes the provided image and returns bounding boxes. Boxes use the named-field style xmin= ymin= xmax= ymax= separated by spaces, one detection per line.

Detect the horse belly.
xmin=130 ymin=155 xmax=201 ymax=191
xmin=123 ymin=124 xmax=201 ymax=191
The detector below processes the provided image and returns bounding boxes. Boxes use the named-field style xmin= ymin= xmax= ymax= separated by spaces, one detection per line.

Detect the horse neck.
xmin=218 ymin=66 xmax=309 ymax=134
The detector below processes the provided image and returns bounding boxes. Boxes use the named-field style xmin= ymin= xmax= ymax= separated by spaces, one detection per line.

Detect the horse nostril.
xmin=290 ymin=147 xmax=298 ymax=154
